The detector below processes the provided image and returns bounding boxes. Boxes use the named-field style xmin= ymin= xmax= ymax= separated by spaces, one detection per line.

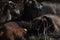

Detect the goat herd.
xmin=0 ymin=0 xmax=60 ymax=40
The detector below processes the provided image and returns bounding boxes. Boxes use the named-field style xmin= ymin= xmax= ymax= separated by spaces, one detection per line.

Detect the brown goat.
xmin=0 ymin=24 xmax=27 ymax=40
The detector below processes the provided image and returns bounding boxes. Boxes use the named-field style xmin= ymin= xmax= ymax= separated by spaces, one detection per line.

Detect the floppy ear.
xmin=42 ymin=16 xmax=53 ymax=23
xmin=42 ymin=16 xmax=55 ymax=33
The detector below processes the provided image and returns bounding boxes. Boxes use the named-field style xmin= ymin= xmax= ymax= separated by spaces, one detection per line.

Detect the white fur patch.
xmin=9 ymin=1 xmax=13 ymax=3
xmin=7 ymin=10 xmax=12 ymax=21
xmin=14 ymin=9 xmax=20 ymax=15
xmin=39 ymin=5 xmax=43 ymax=9
xmin=24 ymin=29 xmax=27 ymax=32
xmin=33 ymin=0 xmax=43 ymax=9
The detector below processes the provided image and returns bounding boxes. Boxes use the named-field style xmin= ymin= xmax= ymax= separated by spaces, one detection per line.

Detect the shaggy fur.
xmin=0 ymin=24 xmax=27 ymax=40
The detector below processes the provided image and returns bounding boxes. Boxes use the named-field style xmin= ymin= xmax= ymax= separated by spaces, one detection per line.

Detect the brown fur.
xmin=0 ymin=24 xmax=27 ymax=40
